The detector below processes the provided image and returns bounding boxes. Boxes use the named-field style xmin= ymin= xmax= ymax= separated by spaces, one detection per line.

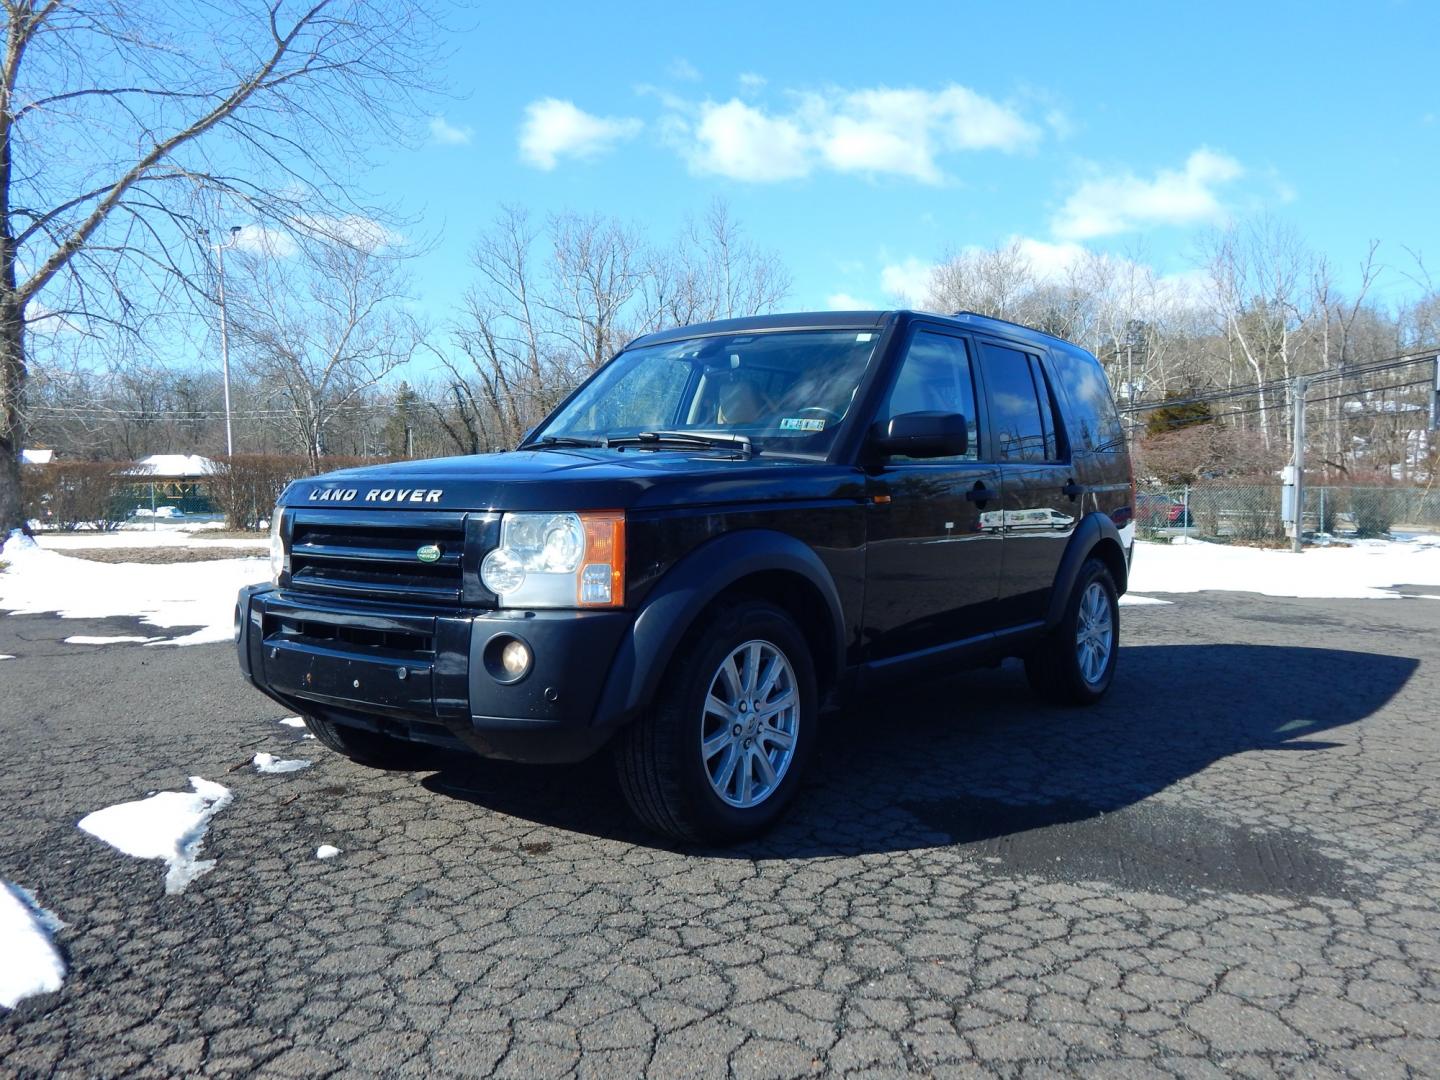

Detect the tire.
xmin=1024 ymin=557 xmax=1120 ymax=706
xmin=614 ymin=600 xmax=818 ymax=844
xmin=302 ymin=712 xmax=435 ymax=769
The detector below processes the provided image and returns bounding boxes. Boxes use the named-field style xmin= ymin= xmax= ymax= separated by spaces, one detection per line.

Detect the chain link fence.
xmin=1136 ymin=484 xmax=1440 ymax=543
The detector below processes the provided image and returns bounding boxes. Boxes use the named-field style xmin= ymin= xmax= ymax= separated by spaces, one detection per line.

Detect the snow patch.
xmin=0 ymin=654 xmax=13 ymax=661
xmin=0 ymin=882 xmax=66 ymax=1009
xmin=278 ymin=717 xmax=307 ymax=728
xmin=77 ymin=777 xmax=233 ymax=895
xmin=0 ymin=540 xmax=265 ymax=645
xmin=1119 ymin=594 xmax=1173 ymax=607
xmin=315 ymin=845 xmax=342 ymax=860
xmin=253 ymin=753 xmax=313 ymax=775
xmin=1130 ymin=537 xmax=1440 ymax=600
xmin=2 ymin=529 xmax=38 ymax=552
xmin=64 ymin=635 xmax=165 ymax=645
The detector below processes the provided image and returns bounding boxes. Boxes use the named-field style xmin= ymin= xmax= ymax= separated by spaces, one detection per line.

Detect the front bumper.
xmin=236 ymin=584 xmax=633 ymax=763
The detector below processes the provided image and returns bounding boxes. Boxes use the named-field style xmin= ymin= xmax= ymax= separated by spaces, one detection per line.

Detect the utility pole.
xmin=201 ymin=225 xmax=243 ymax=457
xmin=1285 ymin=375 xmax=1308 ymax=554
xmin=1430 ymin=354 xmax=1440 ymax=433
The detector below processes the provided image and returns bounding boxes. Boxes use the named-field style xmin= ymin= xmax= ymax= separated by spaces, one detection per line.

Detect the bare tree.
xmin=446 ymin=205 xmax=555 ymax=449
xmin=925 ymin=239 xmax=1038 ymax=321
xmin=1201 ymin=218 xmax=1315 ymax=449
xmin=0 ymin=0 xmax=439 ymax=544
xmin=547 ymin=210 xmax=645 ymax=375
xmin=637 ymin=199 xmax=791 ymax=332
xmin=229 ymin=233 xmax=421 ymax=472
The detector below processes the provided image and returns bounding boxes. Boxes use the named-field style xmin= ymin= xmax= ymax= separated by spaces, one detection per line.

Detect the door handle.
xmin=966 ymin=484 xmax=996 ymax=504
xmin=1061 ymin=480 xmax=1084 ymax=500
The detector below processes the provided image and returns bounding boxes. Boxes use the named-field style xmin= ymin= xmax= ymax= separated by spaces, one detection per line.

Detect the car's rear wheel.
xmin=615 ymin=600 xmax=817 ymax=844
xmin=1024 ymin=557 xmax=1119 ymax=705
xmin=301 ymin=712 xmax=434 ymax=769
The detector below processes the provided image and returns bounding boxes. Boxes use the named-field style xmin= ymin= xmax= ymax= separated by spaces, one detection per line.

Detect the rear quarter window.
xmin=1049 ymin=347 xmax=1125 ymax=453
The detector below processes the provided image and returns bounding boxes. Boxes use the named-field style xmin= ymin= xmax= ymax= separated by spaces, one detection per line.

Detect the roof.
xmin=21 ymin=449 xmax=53 ymax=465
xmin=626 ymin=309 xmax=1089 ymax=355
xmin=122 ymin=454 xmax=220 ymax=478
xmin=630 ymin=310 xmax=890 ymax=348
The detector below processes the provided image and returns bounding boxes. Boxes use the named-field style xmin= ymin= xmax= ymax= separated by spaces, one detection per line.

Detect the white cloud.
xmin=232 ymin=224 xmax=298 ymax=258
xmin=688 ymin=99 xmax=810 ymax=181
xmin=818 ymin=89 xmax=941 ymax=182
xmin=1052 ymin=148 xmax=1245 ymax=239
xmin=1044 ymin=108 xmax=1076 ymax=140
xmin=427 ymin=115 xmax=473 ymax=146
xmin=880 ymin=258 xmax=936 ymax=304
xmin=1010 ymin=236 xmax=1089 ymax=279
xmin=738 ymin=72 xmax=767 ymax=95
xmin=826 ymin=292 xmax=876 ymax=310
xmin=23 ymin=300 xmax=81 ymax=336
xmin=668 ymin=58 xmax=702 ymax=82
xmin=679 ymin=83 xmax=1040 ymax=184
xmin=519 ymin=98 xmax=642 ymax=170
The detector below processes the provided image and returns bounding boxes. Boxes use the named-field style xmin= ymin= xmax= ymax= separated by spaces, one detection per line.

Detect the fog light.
xmin=501 ymin=638 xmax=531 ymax=677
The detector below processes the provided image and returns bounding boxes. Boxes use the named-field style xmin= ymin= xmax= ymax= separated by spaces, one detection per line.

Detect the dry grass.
xmin=60 ymin=548 xmax=266 ymax=565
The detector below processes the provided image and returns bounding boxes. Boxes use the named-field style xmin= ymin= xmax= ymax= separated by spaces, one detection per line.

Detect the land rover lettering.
xmin=305 ymin=487 xmax=443 ymax=503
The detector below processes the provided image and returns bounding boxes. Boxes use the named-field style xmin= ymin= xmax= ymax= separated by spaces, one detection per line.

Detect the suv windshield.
xmin=528 ymin=329 xmax=881 ymax=456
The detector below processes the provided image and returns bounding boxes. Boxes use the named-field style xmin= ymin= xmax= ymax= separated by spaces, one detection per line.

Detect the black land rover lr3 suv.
xmin=237 ymin=310 xmax=1135 ymax=842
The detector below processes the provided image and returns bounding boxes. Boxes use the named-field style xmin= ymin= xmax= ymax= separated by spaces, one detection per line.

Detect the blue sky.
xmin=368 ymin=0 xmax=1439 ymax=319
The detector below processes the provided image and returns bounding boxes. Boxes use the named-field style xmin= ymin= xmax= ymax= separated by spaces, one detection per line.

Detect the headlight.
xmin=269 ymin=507 xmax=286 ymax=585
xmin=480 ymin=511 xmax=625 ymax=608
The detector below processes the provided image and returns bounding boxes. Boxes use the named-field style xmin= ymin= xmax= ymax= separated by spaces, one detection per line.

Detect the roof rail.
xmin=949 ymin=310 xmax=1067 ymax=343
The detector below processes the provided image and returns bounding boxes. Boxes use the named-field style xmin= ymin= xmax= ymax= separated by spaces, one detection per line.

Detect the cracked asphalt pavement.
xmin=1 ymin=589 xmax=1438 ymax=1077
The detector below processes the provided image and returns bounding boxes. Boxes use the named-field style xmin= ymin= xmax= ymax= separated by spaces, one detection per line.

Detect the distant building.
xmin=120 ymin=454 xmax=222 ymax=516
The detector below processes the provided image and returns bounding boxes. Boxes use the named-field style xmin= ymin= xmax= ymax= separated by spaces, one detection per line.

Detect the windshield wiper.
xmin=609 ymin=430 xmax=754 ymax=456
xmin=523 ymin=435 xmax=610 ymax=449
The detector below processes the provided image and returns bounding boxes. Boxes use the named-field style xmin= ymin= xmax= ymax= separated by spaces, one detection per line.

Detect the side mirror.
xmin=871 ymin=411 xmax=969 ymax=459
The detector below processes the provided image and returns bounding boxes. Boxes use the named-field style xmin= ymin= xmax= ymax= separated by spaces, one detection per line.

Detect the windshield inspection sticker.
xmin=779 ymin=417 xmax=827 ymax=432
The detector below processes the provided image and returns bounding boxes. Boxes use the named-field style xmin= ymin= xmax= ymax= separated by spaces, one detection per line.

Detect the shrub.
xmin=37 ymin=462 xmax=130 ymax=531
xmin=1350 ymin=487 xmax=1398 ymax=538
xmin=211 ymin=455 xmax=392 ymax=530
xmin=212 ymin=455 xmax=311 ymax=531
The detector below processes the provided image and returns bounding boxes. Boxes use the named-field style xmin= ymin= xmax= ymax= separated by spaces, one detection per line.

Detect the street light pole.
xmin=202 ymin=225 xmax=242 ymax=457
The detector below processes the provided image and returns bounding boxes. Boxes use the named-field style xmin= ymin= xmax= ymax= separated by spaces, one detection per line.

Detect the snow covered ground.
xmin=77 ymin=778 xmax=233 ymax=895
xmin=1128 ymin=534 xmax=1440 ymax=601
xmin=0 ymin=533 xmax=266 ymax=645
xmin=0 ymin=882 xmax=66 ymax=1009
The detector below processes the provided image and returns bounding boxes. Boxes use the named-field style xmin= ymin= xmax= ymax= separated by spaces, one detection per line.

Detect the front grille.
xmin=265 ymin=612 xmax=435 ymax=655
xmin=287 ymin=509 xmax=469 ymax=606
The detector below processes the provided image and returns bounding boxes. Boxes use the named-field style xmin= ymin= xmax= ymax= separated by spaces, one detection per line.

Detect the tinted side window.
xmin=977 ymin=342 xmax=1048 ymax=462
xmin=1029 ymin=355 xmax=1064 ymax=460
xmin=1049 ymin=346 xmax=1125 ymax=452
xmin=879 ymin=331 xmax=979 ymax=462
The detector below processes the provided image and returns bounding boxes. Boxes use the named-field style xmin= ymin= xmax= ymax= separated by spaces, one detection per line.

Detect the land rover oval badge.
xmin=416 ymin=544 xmax=442 ymax=564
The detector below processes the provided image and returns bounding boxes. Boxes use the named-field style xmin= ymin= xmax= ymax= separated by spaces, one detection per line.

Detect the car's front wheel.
xmin=1024 ymin=557 xmax=1119 ymax=705
xmin=615 ymin=600 xmax=817 ymax=843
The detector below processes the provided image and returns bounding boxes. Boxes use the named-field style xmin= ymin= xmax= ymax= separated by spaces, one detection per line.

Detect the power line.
xmin=1117 ymin=347 xmax=1438 ymax=415
xmin=1127 ymin=378 xmax=1434 ymax=434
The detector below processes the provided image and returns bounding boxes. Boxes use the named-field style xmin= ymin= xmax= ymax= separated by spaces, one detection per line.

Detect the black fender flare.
xmin=1044 ymin=513 xmax=1128 ymax=631
xmin=592 ymin=530 xmax=846 ymax=728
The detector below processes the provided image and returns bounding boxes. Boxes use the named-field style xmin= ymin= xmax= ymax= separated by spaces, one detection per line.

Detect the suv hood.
xmin=281 ymin=447 xmax=855 ymax=514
